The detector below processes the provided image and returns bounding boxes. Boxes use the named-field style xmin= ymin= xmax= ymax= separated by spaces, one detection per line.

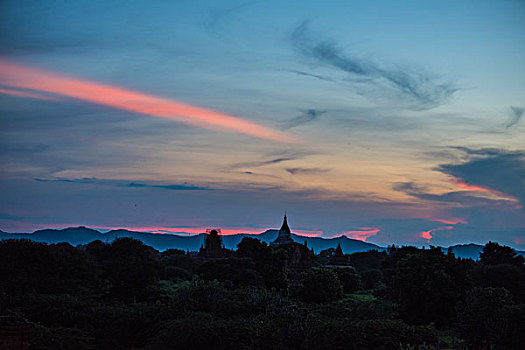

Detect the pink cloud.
xmin=433 ymin=218 xmax=467 ymax=225
xmin=451 ymin=178 xmax=502 ymax=196
xmin=420 ymin=226 xmax=453 ymax=240
xmin=0 ymin=59 xmax=296 ymax=142
xmin=341 ymin=228 xmax=380 ymax=242
xmin=293 ymin=230 xmax=324 ymax=238
xmin=0 ymin=87 xmax=62 ymax=101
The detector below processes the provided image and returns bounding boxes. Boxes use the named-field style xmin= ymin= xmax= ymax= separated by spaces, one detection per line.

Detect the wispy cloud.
xmin=286 ymin=167 xmax=328 ymax=175
xmin=34 ymin=177 xmax=211 ymax=191
xmin=230 ymin=156 xmax=299 ymax=169
xmin=282 ymin=109 xmax=326 ymax=130
xmin=505 ymin=106 xmax=524 ymax=129
xmin=34 ymin=177 xmax=97 ymax=184
xmin=0 ymin=87 xmax=62 ymax=101
xmin=285 ymin=69 xmax=334 ymax=82
xmin=291 ymin=21 xmax=457 ymax=109
xmin=126 ymin=182 xmax=211 ymax=191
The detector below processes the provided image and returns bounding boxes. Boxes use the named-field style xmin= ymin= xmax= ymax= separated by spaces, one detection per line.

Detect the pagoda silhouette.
xmin=270 ymin=213 xmax=314 ymax=270
xmin=271 ymin=213 xmax=294 ymax=246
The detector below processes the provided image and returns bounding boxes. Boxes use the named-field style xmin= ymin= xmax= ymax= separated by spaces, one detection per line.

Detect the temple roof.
xmin=280 ymin=214 xmax=290 ymax=233
xmin=272 ymin=213 xmax=293 ymax=246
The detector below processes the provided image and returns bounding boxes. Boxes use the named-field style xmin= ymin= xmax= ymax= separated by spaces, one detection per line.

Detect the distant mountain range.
xmin=0 ymin=226 xmax=381 ymax=254
xmin=1 ymin=227 xmax=523 ymax=259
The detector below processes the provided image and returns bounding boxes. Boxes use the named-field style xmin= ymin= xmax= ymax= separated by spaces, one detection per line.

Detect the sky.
xmin=0 ymin=0 xmax=524 ymax=248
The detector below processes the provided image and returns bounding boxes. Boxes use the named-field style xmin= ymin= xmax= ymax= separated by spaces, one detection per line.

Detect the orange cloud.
xmin=341 ymin=227 xmax=380 ymax=242
xmin=0 ymin=87 xmax=62 ymax=101
xmin=0 ymin=59 xmax=296 ymax=142
xmin=451 ymin=178 xmax=499 ymax=195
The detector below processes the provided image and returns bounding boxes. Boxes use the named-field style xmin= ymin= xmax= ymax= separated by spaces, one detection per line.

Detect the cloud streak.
xmin=34 ymin=177 xmax=211 ymax=191
xmin=286 ymin=69 xmax=334 ymax=82
xmin=505 ymin=106 xmax=524 ymax=129
xmin=282 ymin=109 xmax=326 ymax=129
xmin=286 ymin=167 xmax=327 ymax=175
xmin=291 ymin=21 xmax=457 ymax=109
xmin=230 ymin=156 xmax=299 ymax=169
xmin=0 ymin=87 xmax=62 ymax=101
xmin=0 ymin=59 xmax=296 ymax=142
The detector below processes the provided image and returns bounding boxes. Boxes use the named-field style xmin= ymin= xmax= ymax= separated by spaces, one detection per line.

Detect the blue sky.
xmin=1 ymin=0 xmax=524 ymax=248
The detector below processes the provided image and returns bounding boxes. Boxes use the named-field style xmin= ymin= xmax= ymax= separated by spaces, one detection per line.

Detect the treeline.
xmin=0 ymin=238 xmax=524 ymax=349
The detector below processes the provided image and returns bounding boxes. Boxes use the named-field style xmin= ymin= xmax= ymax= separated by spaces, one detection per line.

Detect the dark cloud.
xmin=394 ymin=148 xmax=525 ymax=210
xmin=286 ymin=69 xmax=334 ymax=82
xmin=393 ymin=181 xmax=428 ymax=195
xmin=437 ymin=148 xmax=525 ymax=207
xmin=291 ymin=21 xmax=457 ymax=109
xmin=34 ymin=177 xmax=211 ymax=191
xmin=282 ymin=109 xmax=326 ymax=130
xmin=34 ymin=177 xmax=97 ymax=184
xmin=126 ymin=183 xmax=211 ymax=191
xmin=230 ymin=156 xmax=299 ymax=169
xmin=505 ymin=106 xmax=524 ymax=129
xmin=286 ymin=168 xmax=328 ymax=175
xmin=449 ymin=147 xmax=518 ymax=157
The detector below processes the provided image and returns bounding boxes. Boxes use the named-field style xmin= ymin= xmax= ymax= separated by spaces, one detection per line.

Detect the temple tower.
xmin=271 ymin=214 xmax=294 ymax=246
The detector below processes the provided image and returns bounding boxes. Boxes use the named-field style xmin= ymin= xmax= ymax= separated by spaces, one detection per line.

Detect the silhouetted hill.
xmin=220 ymin=230 xmax=384 ymax=254
xmin=293 ymin=233 xmax=385 ymax=254
xmin=446 ymin=243 xmax=525 ymax=260
xmin=0 ymin=227 xmax=207 ymax=252
xmin=0 ymin=227 xmax=383 ymax=254
xmin=1 ymin=227 xmax=523 ymax=257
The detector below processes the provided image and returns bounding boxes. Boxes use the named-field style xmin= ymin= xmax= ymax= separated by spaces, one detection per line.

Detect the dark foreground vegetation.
xmin=1 ymin=237 xmax=524 ymax=350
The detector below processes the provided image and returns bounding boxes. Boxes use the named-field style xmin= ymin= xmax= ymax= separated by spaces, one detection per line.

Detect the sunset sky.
xmin=1 ymin=0 xmax=524 ymax=248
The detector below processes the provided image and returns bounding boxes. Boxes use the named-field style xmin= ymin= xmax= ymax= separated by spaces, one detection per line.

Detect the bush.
xmin=361 ymin=269 xmax=383 ymax=290
xmin=334 ymin=267 xmax=362 ymax=293
xmin=457 ymin=287 xmax=525 ymax=349
xmin=291 ymin=268 xmax=343 ymax=303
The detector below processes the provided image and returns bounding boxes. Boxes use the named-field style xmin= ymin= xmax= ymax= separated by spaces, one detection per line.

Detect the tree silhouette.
xmin=479 ymin=241 xmax=525 ymax=266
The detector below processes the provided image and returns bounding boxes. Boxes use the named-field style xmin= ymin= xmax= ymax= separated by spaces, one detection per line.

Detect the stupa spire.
xmin=272 ymin=212 xmax=293 ymax=246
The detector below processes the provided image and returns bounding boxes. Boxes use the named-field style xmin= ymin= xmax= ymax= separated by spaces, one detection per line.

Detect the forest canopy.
xmin=0 ymin=237 xmax=523 ymax=349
